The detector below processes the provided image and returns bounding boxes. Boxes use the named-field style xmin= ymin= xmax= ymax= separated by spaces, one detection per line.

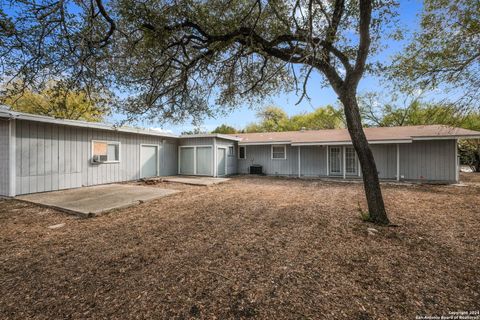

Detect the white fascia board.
xmin=238 ymin=141 xmax=291 ymax=146
xmin=179 ymin=134 xmax=242 ymax=141
xmin=0 ymin=110 xmax=179 ymax=138
xmin=413 ymin=135 xmax=480 ymax=140
xmin=291 ymin=139 xmax=413 ymax=146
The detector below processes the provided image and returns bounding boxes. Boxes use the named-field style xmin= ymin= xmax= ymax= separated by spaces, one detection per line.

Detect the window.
xmin=228 ymin=146 xmax=234 ymax=156
xmin=271 ymin=145 xmax=286 ymax=159
xmin=238 ymin=146 xmax=246 ymax=159
xmin=92 ymin=141 xmax=120 ymax=163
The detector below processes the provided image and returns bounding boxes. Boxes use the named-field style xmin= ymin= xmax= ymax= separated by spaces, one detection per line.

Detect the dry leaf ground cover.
xmin=1 ymin=176 xmax=479 ymax=320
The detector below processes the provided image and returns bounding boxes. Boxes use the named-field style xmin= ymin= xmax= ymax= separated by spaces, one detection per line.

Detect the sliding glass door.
xmin=329 ymin=146 xmax=358 ymax=176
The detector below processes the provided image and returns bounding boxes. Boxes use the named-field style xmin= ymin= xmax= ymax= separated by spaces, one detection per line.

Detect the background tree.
xmin=244 ymin=105 xmax=344 ymax=132
xmin=391 ymin=0 xmax=480 ymax=110
xmin=211 ymin=124 xmax=237 ymax=134
xmin=1 ymin=81 xmax=109 ymax=122
xmin=0 ymin=0 xmax=398 ymax=224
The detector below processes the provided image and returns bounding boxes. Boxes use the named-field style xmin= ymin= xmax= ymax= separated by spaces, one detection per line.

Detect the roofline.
xmin=291 ymin=139 xmax=414 ymax=146
xmin=0 ymin=110 xmax=179 ymax=138
xmin=179 ymin=133 xmax=243 ymax=141
xmin=412 ymin=135 xmax=480 ymax=140
xmin=238 ymin=140 xmax=292 ymax=145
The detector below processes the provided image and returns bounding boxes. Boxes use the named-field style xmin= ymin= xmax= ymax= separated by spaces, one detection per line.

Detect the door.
xmin=196 ymin=147 xmax=213 ymax=175
xmin=180 ymin=147 xmax=195 ymax=175
xmin=141 ymin=145 xmax=158 ymax=178
xmin=217 ymin=148 xmax=226 ymax=176
xmin=329 ymin=146 xmax=342 ymax=175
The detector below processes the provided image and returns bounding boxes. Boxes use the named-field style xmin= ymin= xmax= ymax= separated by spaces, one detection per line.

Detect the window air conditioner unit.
xmin=92 ymin=155 xmax=108 ymax=163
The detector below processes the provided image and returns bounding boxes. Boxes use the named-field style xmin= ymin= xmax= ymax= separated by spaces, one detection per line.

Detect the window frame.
xmin=271 ymin=144 xmax=287 ymax=160
xmin=91 ymin=140 xmax=121 ymax=164
xmin=345 ymin=146 xmax=358 ymax=175
xmin=228 ymin=145 xmax=235 ymax=157
xmin=238 ymin=146 xmax=246 ymax=159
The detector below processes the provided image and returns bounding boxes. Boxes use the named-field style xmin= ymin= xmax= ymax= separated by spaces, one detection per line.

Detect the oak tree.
xmin=0 ymin=0 xmax=397 ymax=224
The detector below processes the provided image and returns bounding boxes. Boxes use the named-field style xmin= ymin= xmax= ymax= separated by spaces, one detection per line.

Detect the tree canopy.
xmin=211 ymin=124 xmax=237 ymax=134
xmin=1 ymin=81 xmax=109 ymax=122
xmin=391 ymin=0 xmax=480 ymax=109
xmin=244 ymin=105 xmax=344 ymax=132
xmin=0 ymin=0 xmax=396 ymax=124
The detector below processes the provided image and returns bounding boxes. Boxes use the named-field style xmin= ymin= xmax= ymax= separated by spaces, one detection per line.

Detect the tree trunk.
xmin=339 ymin=90 xmax=390 ymax=225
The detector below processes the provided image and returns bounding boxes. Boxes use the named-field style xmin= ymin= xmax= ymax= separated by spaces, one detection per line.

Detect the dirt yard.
xmin=1 ymin=177 xmax=479 ymax=320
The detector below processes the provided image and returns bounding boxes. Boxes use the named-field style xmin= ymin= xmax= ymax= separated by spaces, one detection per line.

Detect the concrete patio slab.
xmin=16 ymin=184 xmax=179 ymax=216
xmin=162 ymin=176 xmax=230 ymax=186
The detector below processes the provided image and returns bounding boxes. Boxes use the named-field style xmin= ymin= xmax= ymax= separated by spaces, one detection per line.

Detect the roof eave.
xmin=0 ymin=110 xmax=179 ymax=138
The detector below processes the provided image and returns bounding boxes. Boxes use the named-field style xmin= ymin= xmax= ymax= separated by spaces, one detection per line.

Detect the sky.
xmin=115 ymin=0 xmax=423 ymax=135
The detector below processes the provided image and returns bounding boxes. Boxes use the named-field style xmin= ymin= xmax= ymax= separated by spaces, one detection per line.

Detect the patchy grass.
xmin=1 ymin=176 xmax=479 ymax=319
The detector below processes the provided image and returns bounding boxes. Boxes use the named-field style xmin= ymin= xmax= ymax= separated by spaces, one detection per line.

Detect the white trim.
xmin=413 ymin=136 xmax=480 ymax=141
xmin=178 ymin=145 xmax=214 ymax=176
xmin=238 ymin=145 xmax=247 ymax=159
xmin=0 ymin=110 xmax=178 ymax=138
xmin=396 ymin=143 xmax=400 ymax=181
xmin=326 ymin=146 xmax=329 ymax=177
xmin=239 ymin=141 xmax=291 ymax=146
xmin=342 ymin=146 xmax=346 ymax=179
xmin=297 ymin=146 xmax=301 ymax=177
xmin=271 ymin=144 xmax=287 ymax=160
xmin=227 ymin=145 xmax=235 ymax=157
xmin=455 ymin=139 xmax=459 ymax=183
xmin=291 ymin=139 xmax=413 ymax=146
xmin=8 ymin=119 xmax=16 ymax=197
xmin=213 ymin=138 xmax=217 ymax=177
xmin=179 ymin=133 xmax=242 ymax=141
xmin=216 ymin=146 xmax=228 ymax=176
xmin=91 ymin=140 xmax=121 ymax=164
xmin=139 ymin=144 xmax=160 ymax=178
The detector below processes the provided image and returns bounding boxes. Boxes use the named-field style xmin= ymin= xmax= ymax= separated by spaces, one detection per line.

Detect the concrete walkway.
xmin=162 ymin=176 xmax=230 ymax=186
xmin=17 ymin=184 xmax=179 ymax=216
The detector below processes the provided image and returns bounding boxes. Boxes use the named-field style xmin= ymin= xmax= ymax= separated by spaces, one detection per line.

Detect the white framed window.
xmin=271 ymin=145 xmax=286 ymax=159
xmin=228 ymin=146 xmax=234 ymax=156
xmin=92 ymin=140 xmax=120 ymax=163
xmin=238 ymin=146 xmax=246 ymax=159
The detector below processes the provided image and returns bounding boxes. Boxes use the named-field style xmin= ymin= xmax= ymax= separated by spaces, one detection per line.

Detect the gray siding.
xmin=178 ymin=137 xmax=238 ymax=176
xmin=179 ymin=137 xmax=214 ymax=147
xmin=300 ymin=146 xmax=328 ymax=177
xmin=238 ymin=145 xmax=299 ymax=176
xmin=216 ymin=138 xmax=238 ymax=175
xmin=0 ymin=119 xmax=9 ymax=196
xmin=371 ymin=144 xmax=397 ymax=179
xmin=400 ymin=140 xmax=456 ymax=182
xmin=14 ymin=120 xmax=178 ymax=195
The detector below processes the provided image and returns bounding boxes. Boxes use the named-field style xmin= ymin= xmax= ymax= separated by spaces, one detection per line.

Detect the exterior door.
xmin=140 ymin=145 xmax=158 ymax=178
xmin=180 ymin=147 xmax=195 ymax=175
xmin=196 ymin=146 xmax=213 ymax=176
xmin=329 ymin=146 xmax=342 ymax=175
xmin=217 ymin=148 xmax=226 ymax=176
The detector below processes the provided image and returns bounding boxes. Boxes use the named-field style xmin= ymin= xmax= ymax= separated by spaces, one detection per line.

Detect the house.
xmin=1 ymin=110 xmax=479 ymax=197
